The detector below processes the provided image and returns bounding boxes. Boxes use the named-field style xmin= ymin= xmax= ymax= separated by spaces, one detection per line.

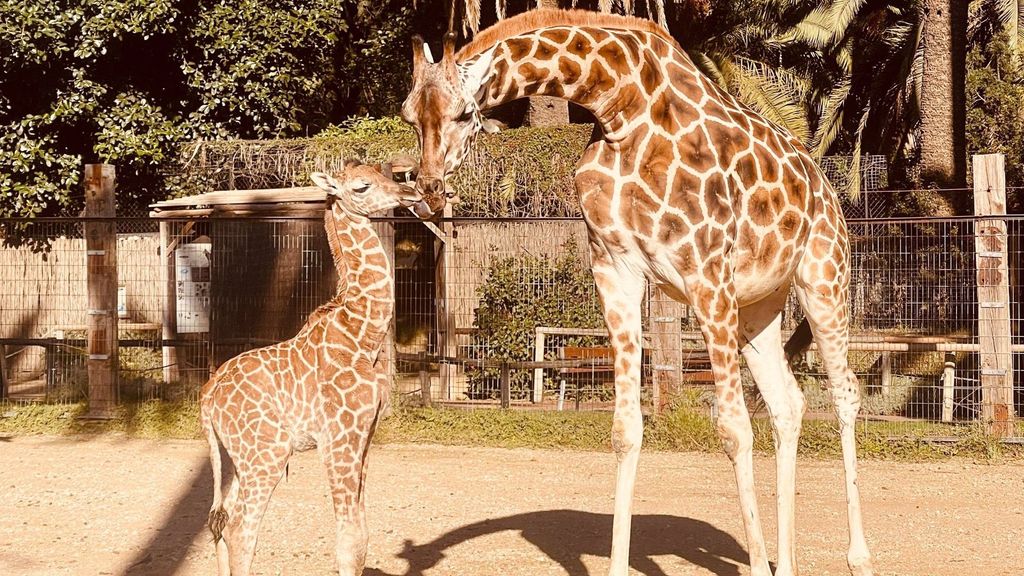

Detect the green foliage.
xmin=180 ymin=0 xmax=347 ymax=138
xmin=335 ymin=4 xmax=416 ymax=117
xmin=966 ymin=32 xmax=1024 ymax=211
xmin=0 ymin=0 xmax=421 ymax=217
xmin=468 ymin=239 xmax=604 ymax=399
xmin=2 ymin=399 xmax=1020 ymax=461
xmin=375 ymin=407 xmax=615 ymax=450
xmin=0 ymin=401 xmax=200 ymax=438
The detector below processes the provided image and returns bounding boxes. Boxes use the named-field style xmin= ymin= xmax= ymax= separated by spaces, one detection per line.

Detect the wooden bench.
xmin=557 ymin=346 xmax=614 ymax=410
xmin=555 ymin=345 xmax=715 ymax=411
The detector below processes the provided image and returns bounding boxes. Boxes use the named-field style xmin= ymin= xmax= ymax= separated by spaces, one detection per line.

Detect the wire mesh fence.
xmin=1 ymin=212 xmax=1020 ymax=438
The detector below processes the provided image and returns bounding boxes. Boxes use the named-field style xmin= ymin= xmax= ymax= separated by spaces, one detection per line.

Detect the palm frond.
xmin=652 ymin=0 xmax=667 ymax=28
xmin=882 ymin=20 xmax=915 ymax=49
xmin=810 ymin=79 xmax=850 ymax=158
xmin=773 ymin=9 xmax=838 ymax=48
xmin=846 ymin=105 xmax=870 ymax=200
xmin=463 ymin=0 xmax=482 ymax=34
xmin=993 ymin=0 xmax=1024 ymax=52
xmin=827 ymin=0 xmax=869 ymax=39
xmin=726 ymin=57 xmax=813 ymax=144
xmin=835 ymin=42 xmax=853 ymax=75
xmin=689 ymin=51 xmax=728 ymax=88
xmin=773 ymin=0 xmax=868 ymax=49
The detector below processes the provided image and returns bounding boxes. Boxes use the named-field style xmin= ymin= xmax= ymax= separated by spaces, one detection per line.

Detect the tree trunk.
xmin=919 ymin=0 xmax=967 ymax=205
xmin=526 ymin=0 xmax=569 ymax=126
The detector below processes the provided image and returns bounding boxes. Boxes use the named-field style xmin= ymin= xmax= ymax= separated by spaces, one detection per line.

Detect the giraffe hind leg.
xmin=794 ymin=279 xmax=873 ymax=576
xmin=739 ymin=286 xmax=806 ymax=576
xmin=690 ymin=282 xmax=772 ymax=576
xmin=219 ymin=429 xmax=292 ymax=576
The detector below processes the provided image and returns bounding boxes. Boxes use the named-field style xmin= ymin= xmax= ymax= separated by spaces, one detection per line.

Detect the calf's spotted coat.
xmin=200 ymin=163 xmax=420 ymax=576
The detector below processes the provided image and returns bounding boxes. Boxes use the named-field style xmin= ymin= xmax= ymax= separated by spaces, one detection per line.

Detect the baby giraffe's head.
xmin=310 ymin=161 xmax=434 ymax=218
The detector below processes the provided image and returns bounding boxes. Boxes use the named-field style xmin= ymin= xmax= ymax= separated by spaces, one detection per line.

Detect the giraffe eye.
xmin=351 ymin=180 xmax=371 ymax=194
xmin=454 ymin=104 xmax=474 ymax=122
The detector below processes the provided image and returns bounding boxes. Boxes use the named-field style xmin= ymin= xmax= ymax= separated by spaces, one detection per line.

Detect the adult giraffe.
xmin=401 ymin=9 xmax=872 ymax=576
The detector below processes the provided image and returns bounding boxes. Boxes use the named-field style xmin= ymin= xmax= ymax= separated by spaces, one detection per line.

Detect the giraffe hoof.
xmin=848 ymin=556 xmax=873 ymax=576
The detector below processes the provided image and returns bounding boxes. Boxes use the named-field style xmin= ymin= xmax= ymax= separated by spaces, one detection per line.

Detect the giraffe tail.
xmin=783 ymin=317 xmax=813 ymax=363
xmin=204 ymin=409 xmax=228 ymax=543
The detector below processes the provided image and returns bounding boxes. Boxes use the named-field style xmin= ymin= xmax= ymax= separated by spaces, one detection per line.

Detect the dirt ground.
xmin=0 ymin=436 xmax=1021 ymax=576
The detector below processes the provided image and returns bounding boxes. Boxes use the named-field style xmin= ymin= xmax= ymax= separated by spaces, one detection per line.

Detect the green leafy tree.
xmin=0 ymin=0 xmax=422 ymax=217
xmin=966 ymin=33 xmax=1024 ymax=212
xmin=470 ymin=239 xmax=605 ymax=399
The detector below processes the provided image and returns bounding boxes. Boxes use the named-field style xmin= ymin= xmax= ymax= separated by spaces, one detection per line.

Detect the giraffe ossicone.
xmin=403 ymin=8 xmax=874 ymax=576
xmin=200 ymin=161 xmax=420 ymax=576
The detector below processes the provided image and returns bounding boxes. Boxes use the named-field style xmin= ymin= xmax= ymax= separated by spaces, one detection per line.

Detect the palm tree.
xmin=970 ymin=0 xmax=1024 ymax=55
xmin=774 ymin=1 xmax=966 ymax=205
xmin=918 ymin=0 xmax=967 ymax=193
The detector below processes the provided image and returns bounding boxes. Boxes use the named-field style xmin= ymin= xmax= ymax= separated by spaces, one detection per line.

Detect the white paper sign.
xmin=175 ymin=242 xmax=211 ymax=333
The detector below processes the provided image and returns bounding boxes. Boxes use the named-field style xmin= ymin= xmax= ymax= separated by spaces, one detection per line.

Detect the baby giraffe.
xmin=200 ymin=162 xmax=423 ymax=576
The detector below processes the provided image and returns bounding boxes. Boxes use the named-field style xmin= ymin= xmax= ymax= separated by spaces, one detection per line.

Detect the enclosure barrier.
xmin=0 ymin=159 xmax=1021 ymax=439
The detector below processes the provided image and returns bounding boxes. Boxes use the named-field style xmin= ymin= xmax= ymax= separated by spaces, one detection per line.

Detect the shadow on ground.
xmin=366 ymin=509 xmax=749 ymax=576
xmin=121 ymin=458 xmax=212 ymax=576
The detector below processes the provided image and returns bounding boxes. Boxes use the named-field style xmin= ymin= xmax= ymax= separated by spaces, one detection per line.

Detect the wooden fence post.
xmin=973 ymin=154 xmax=1014 ymax=437
xmin=650 ymin=285 xmax=684 ymax=414
xmin=159 ymin=222 xmax=180 ymax=385
xmin=499 ymin=362 xmax=511 ymax=409
xmin=0 ymin=343 xmax=7 ymax=401
xmin=83 ymin=164 xmax=118 ymax=419
xmin=879 ymin=351 xmax=892 ymax=397
xmin=435 ymin=204 xmax=458 ymax=400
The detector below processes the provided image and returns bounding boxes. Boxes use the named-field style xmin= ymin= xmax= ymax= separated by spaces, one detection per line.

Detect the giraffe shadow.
xmin=365 ymin=509 xmax=751 ymax=576
xmin=120 ymin=458 xmax=213 ymax=576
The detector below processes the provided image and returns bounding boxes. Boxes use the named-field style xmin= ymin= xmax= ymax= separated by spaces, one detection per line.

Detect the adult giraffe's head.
xmin=401 ymin=32 xmax=499 ymax=215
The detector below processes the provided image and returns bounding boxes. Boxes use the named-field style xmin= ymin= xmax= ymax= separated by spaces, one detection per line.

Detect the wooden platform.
xmin=6 ymin=379 xmax=46 ymax=401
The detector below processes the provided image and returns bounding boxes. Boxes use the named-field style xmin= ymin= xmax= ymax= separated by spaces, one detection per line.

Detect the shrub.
xmin=467 ymin=238 xmax=604 ymax=399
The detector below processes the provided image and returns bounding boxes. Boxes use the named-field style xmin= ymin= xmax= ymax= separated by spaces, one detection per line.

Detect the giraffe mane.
xmin=456 ymin=8 xmax=682 ymax=62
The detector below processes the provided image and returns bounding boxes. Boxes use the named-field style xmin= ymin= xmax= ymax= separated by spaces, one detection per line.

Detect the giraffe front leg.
xmin=321 ymin=406 xmax=379 ymax=576
xmin=589 ymin=253 xmax=647 ymax=576
xmin=692 ymin=283 xmax=772 ymax=576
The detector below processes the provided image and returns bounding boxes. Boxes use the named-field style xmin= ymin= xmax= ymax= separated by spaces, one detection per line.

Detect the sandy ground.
xmin=0 ymin=435 xmax=1021 ymax=576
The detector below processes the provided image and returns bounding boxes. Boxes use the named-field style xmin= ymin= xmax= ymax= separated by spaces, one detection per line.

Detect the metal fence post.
xmin=83 ymin=164 xmax=118 ymax=419
xmin=972 ymin=154 xmax=1014 ymax=437
xmin=499 ymin=362 xmax=511 ymax=409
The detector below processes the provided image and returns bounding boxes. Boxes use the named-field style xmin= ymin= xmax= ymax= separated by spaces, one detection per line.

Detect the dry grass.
xmin=2 ymin=400 xmax=1019 ymax=462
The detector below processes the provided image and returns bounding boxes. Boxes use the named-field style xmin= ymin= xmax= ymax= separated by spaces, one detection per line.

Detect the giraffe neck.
xmin=320 ymin=206 xmax=394 ymax=345
xmin=468 ymin=25 xmax=699 ymax=141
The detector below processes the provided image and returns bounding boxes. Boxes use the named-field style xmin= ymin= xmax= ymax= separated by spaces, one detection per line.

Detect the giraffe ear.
xmin=459 ymin=49 xmax=495 ymax=101
xmin=480 ymin=117 xmax=502 ymax=134
xmin=311 ymin=172 xmax=341 ymax=196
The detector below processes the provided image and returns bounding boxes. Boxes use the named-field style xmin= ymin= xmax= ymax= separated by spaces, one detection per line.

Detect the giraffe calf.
xmin=200 ymin=161 xmax=424 ymax=576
